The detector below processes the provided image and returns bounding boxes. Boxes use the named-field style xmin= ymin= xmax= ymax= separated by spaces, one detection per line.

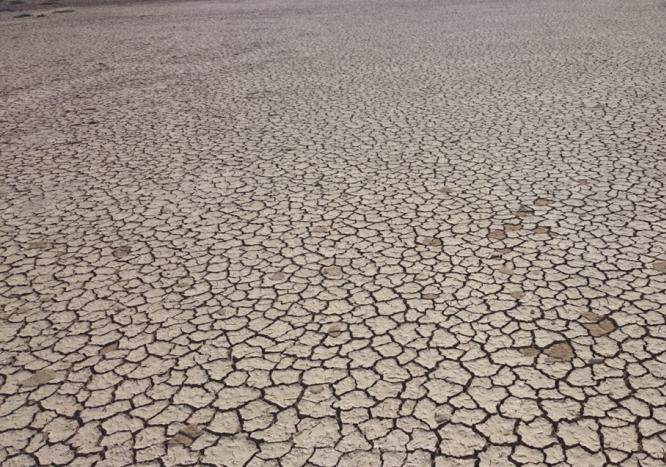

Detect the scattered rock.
xmin=509 ymin=290 xmax=525 ymax=299
xmin=545 ymin=342 xmax=575 ymax=362
xmin=310 ymin=385 xmax=324 ymax=394
xmin=583 ymin=318 xmax=616 ymax=337
xmin=20 ymin=369 xmax=58 ymax=386
xmin=534 ymin=226 xmax=551 ymax=234
xmin=654 ymin=261 xmax=666 ymax=273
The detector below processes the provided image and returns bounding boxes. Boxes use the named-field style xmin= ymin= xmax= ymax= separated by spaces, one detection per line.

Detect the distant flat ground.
xmin=1 ymin=0 xmax=665 ymax=466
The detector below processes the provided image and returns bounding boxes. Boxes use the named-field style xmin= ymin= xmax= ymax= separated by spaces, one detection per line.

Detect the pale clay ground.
xmin=1 ymin=0 xmax=666 ymax=466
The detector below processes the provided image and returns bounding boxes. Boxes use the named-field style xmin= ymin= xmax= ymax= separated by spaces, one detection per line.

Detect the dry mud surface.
xmin=1 ymin=0 xmax=666 ymax=465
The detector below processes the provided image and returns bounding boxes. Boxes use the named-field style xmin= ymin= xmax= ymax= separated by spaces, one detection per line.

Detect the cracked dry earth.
xmin=1 ymin=0 xmax=666 ymax=466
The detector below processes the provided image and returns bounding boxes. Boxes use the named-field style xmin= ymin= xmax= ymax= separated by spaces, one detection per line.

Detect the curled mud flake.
xmin=490 ymin=247 xmax=512 ymax=259
xmin=503 ymin=223 xmax=522 ymax=232
xmin=417 ymin=236 xmax=442 ymax=247
xmin=653 ymin=261 xmax=666 ymax=273
xmin=20 ymin=369 xmax=58 ymax=386
xmin=112 ymin=246 xmax=131 ymax=258
xmin=584 ymin=318 xmax=616 ymax=337
xmin=434 ymin=410 xmax=450 ymax=424
xmin=321 ymin=265 xmax=343 ymax=279
xmin=519 ymin=346 xmax=540 ymax=357
xmin=534 ymin=198 xmax=554 ymax=207
xmin=534 ymin=226 xmax=551 ymax=235
xmin=488 ymin=229 xmax=506 ymax=240
xmin=509 ymin=290 xmax=525 ymax=299
xmin=545 ymin=342 xmax=575 ymax=362
xmin=99 ymin=342 xmax=119 ymax=355
xmin=326 ymin=323 xmax=344 ymax=337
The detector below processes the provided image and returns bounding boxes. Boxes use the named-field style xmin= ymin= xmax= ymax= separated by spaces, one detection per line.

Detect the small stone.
xmin=422 ymin=293 xmax=438 ymax=299
xmin=327 ymin=323 xmax=344 ymax=337
xmin=545 ymin=342 xmax=575 ymax=362
xmin=534 ymin=226 xmax=550 ymax=234
xmin=503 ymin=223 xmax=522 ymax=232
xmin=21 ymin=369 xmax=58 ymax=386
xmin=311 ymin=225 xmax=329 ymax=233
xmin=588 ymin=358 xmax=604 ymax=365
xmin=653 ymin=261 xmax=666 ymax=273
xmin=510 ymin=290 xmax=525 ymax=299
xmin=310 ymin=385 xmax=325 ymax=394
xmin=576 ymin=179 xmax=591 ymax=186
